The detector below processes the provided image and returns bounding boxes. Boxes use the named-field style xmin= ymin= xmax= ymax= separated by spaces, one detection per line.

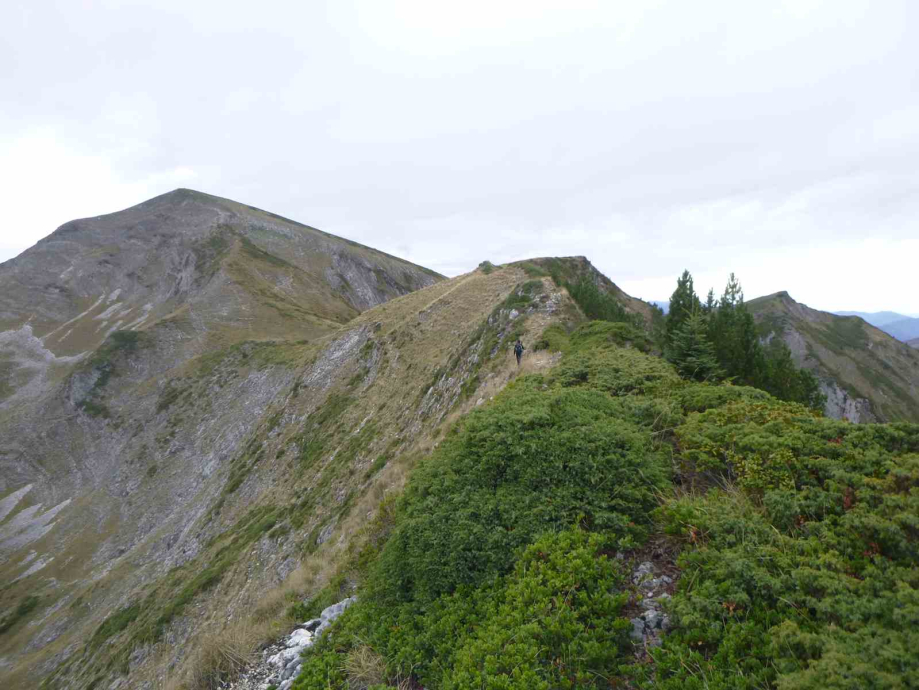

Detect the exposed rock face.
xmin=225 ymin=597 xmax=356 ymax=690
xmin=748 ymin=291 xmax=919 ymax=423
xmin=821 ymin=381 xmax=876 ymax=424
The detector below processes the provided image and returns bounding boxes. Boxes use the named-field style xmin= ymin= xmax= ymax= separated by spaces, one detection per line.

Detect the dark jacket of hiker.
xmin=514 ymin=340 xmax=524 ymax=364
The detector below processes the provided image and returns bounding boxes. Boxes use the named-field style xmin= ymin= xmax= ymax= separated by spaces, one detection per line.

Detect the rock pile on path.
xmin=629 ymin=560 xmax=673 ymax=653
xmin=228 ymin=597 xmax=356 ymax=690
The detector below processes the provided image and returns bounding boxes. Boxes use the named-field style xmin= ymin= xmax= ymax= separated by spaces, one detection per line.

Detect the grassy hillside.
xmin=286 ymin=320 xmax=919 ymax=690
xmin=747 ymin=291 xmax=919 ymax=423
xmin=1 ymin=260 xmax=607 ymax=689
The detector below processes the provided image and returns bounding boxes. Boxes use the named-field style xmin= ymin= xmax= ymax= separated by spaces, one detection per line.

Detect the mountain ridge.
xmin=3 ymin=190 xmax=916 ymax=689
xmin=748 ymin=290 xmax=919 ymax=423
xmin=0 ymin=192 xmax=649 ymax=689
xmin=833 ymin=309 xmax=912 ymax=328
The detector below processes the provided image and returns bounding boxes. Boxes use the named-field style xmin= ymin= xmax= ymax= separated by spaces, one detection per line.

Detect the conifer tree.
xmin=758 ymin=339 xmax=826 ymax=411
xmin=703 ymin=288 xmax=716 ymax=314
xmin=708 ymin=273 xmax=762 ymax=384
xmin=667 ymin=310 xmax=723 ymax=382
xmin=666 ymin=270 xmax=702 ymax=346
xmin=665 ymin=270 xmax=824 ymax=410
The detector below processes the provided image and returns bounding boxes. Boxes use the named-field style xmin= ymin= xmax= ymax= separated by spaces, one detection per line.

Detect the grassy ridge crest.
xmin=289 ymin=319 xmax=919 ymax=689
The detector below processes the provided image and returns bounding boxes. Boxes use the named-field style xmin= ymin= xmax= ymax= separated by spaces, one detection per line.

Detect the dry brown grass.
xmin=186 ymin=622 xmax=260 ymax=690
xmin=138 ymin=619 xmax=266 ymax=690
xmin=344 ymin=644 xmax=387 ymax=688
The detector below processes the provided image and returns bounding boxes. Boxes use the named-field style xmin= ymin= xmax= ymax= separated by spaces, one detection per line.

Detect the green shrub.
xmin=641 ymin=399 xmax=919 ymax=689
xmin=371 ymin=383 xmax=666 ymax=604
xmin=517 ymin=261 xmax=549 ymax=277
xmin=569 ymin=320 xmax=651 ymax=352
xmin=566 ymin=277 xmax=641 ymax=327
xmin=533 ymin=324 xmax=570 ymax=353
xmin=551 ymin=347 xmax=682 ymax=397
xmin=296 ymin=530 xmax=633 ymax=689
xmin=444 ymin=530 xmax=632 ymax=690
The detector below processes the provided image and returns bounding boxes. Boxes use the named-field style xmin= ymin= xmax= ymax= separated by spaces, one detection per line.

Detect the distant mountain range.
xmin=835 ymin=310 xmax=913 ymax=327
xmin=834 ymin=311 xmax=919 ymax=342
xmin=651 ymin=305 xmax=919 ymax=343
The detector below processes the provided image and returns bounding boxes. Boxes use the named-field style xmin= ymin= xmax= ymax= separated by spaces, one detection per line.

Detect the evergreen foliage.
xmin=565 ymin=276 xmax=640 ymax=326
xmin=666 ymin=270 xmax=702 ymax=342
xmin=758 ymin=338 xmax=825 ymax=410
xmin=644 ymin=399 xmax=919 ymax=689
xmin=666 ymin=310 xmax=723 ymax=381
xmin=664 ymin=271 xmax=825 ymax=410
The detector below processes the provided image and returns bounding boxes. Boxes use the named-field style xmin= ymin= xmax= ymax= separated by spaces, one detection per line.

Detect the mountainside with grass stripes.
xmin=0 ymin=191 xmax=658 ymax=690
xmin=748 ymin=291 xmax=919 ymax=423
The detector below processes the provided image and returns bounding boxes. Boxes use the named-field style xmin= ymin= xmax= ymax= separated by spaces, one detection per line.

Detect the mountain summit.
xmin=0 ymin=188 xmax=441 ymax=359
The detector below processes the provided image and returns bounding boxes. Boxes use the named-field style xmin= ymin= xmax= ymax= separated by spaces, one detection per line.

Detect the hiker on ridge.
xmin=514 ymin=339 xmax=525 ymax=366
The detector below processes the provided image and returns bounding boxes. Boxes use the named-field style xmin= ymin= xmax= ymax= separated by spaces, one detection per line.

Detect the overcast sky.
xmin=2 ymin=1 xmax=918 ymax=313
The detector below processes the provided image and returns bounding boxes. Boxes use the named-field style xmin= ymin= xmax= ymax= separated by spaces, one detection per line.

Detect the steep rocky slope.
xmin=0 ymin=189 xmax=445 ymax=688
xmin=0 ymin=188 xmax=440 ymax=357
xmin=748 ymin=291 xmax=919 ymax=423
xmin=0 ymin=198 xmax=641 ymax=689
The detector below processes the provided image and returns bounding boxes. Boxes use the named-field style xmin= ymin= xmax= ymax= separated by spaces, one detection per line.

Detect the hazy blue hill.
xmin=883 ymin=317 xmax=919 ymax=341
xmin=833 ymin=310 xmax=910 ymax=327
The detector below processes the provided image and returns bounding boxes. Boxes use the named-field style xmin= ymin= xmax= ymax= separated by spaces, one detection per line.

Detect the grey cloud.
xmin=1 ymin=0 xmax=917 ymax=311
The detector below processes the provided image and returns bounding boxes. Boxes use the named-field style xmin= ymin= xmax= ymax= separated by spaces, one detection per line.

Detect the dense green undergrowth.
xmin=289 ymin=319 xmax=919 ymax=689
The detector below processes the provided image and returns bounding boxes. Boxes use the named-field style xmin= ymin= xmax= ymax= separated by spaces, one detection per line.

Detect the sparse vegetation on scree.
xmin=288 ymin=313 xmax=919 ymax=688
